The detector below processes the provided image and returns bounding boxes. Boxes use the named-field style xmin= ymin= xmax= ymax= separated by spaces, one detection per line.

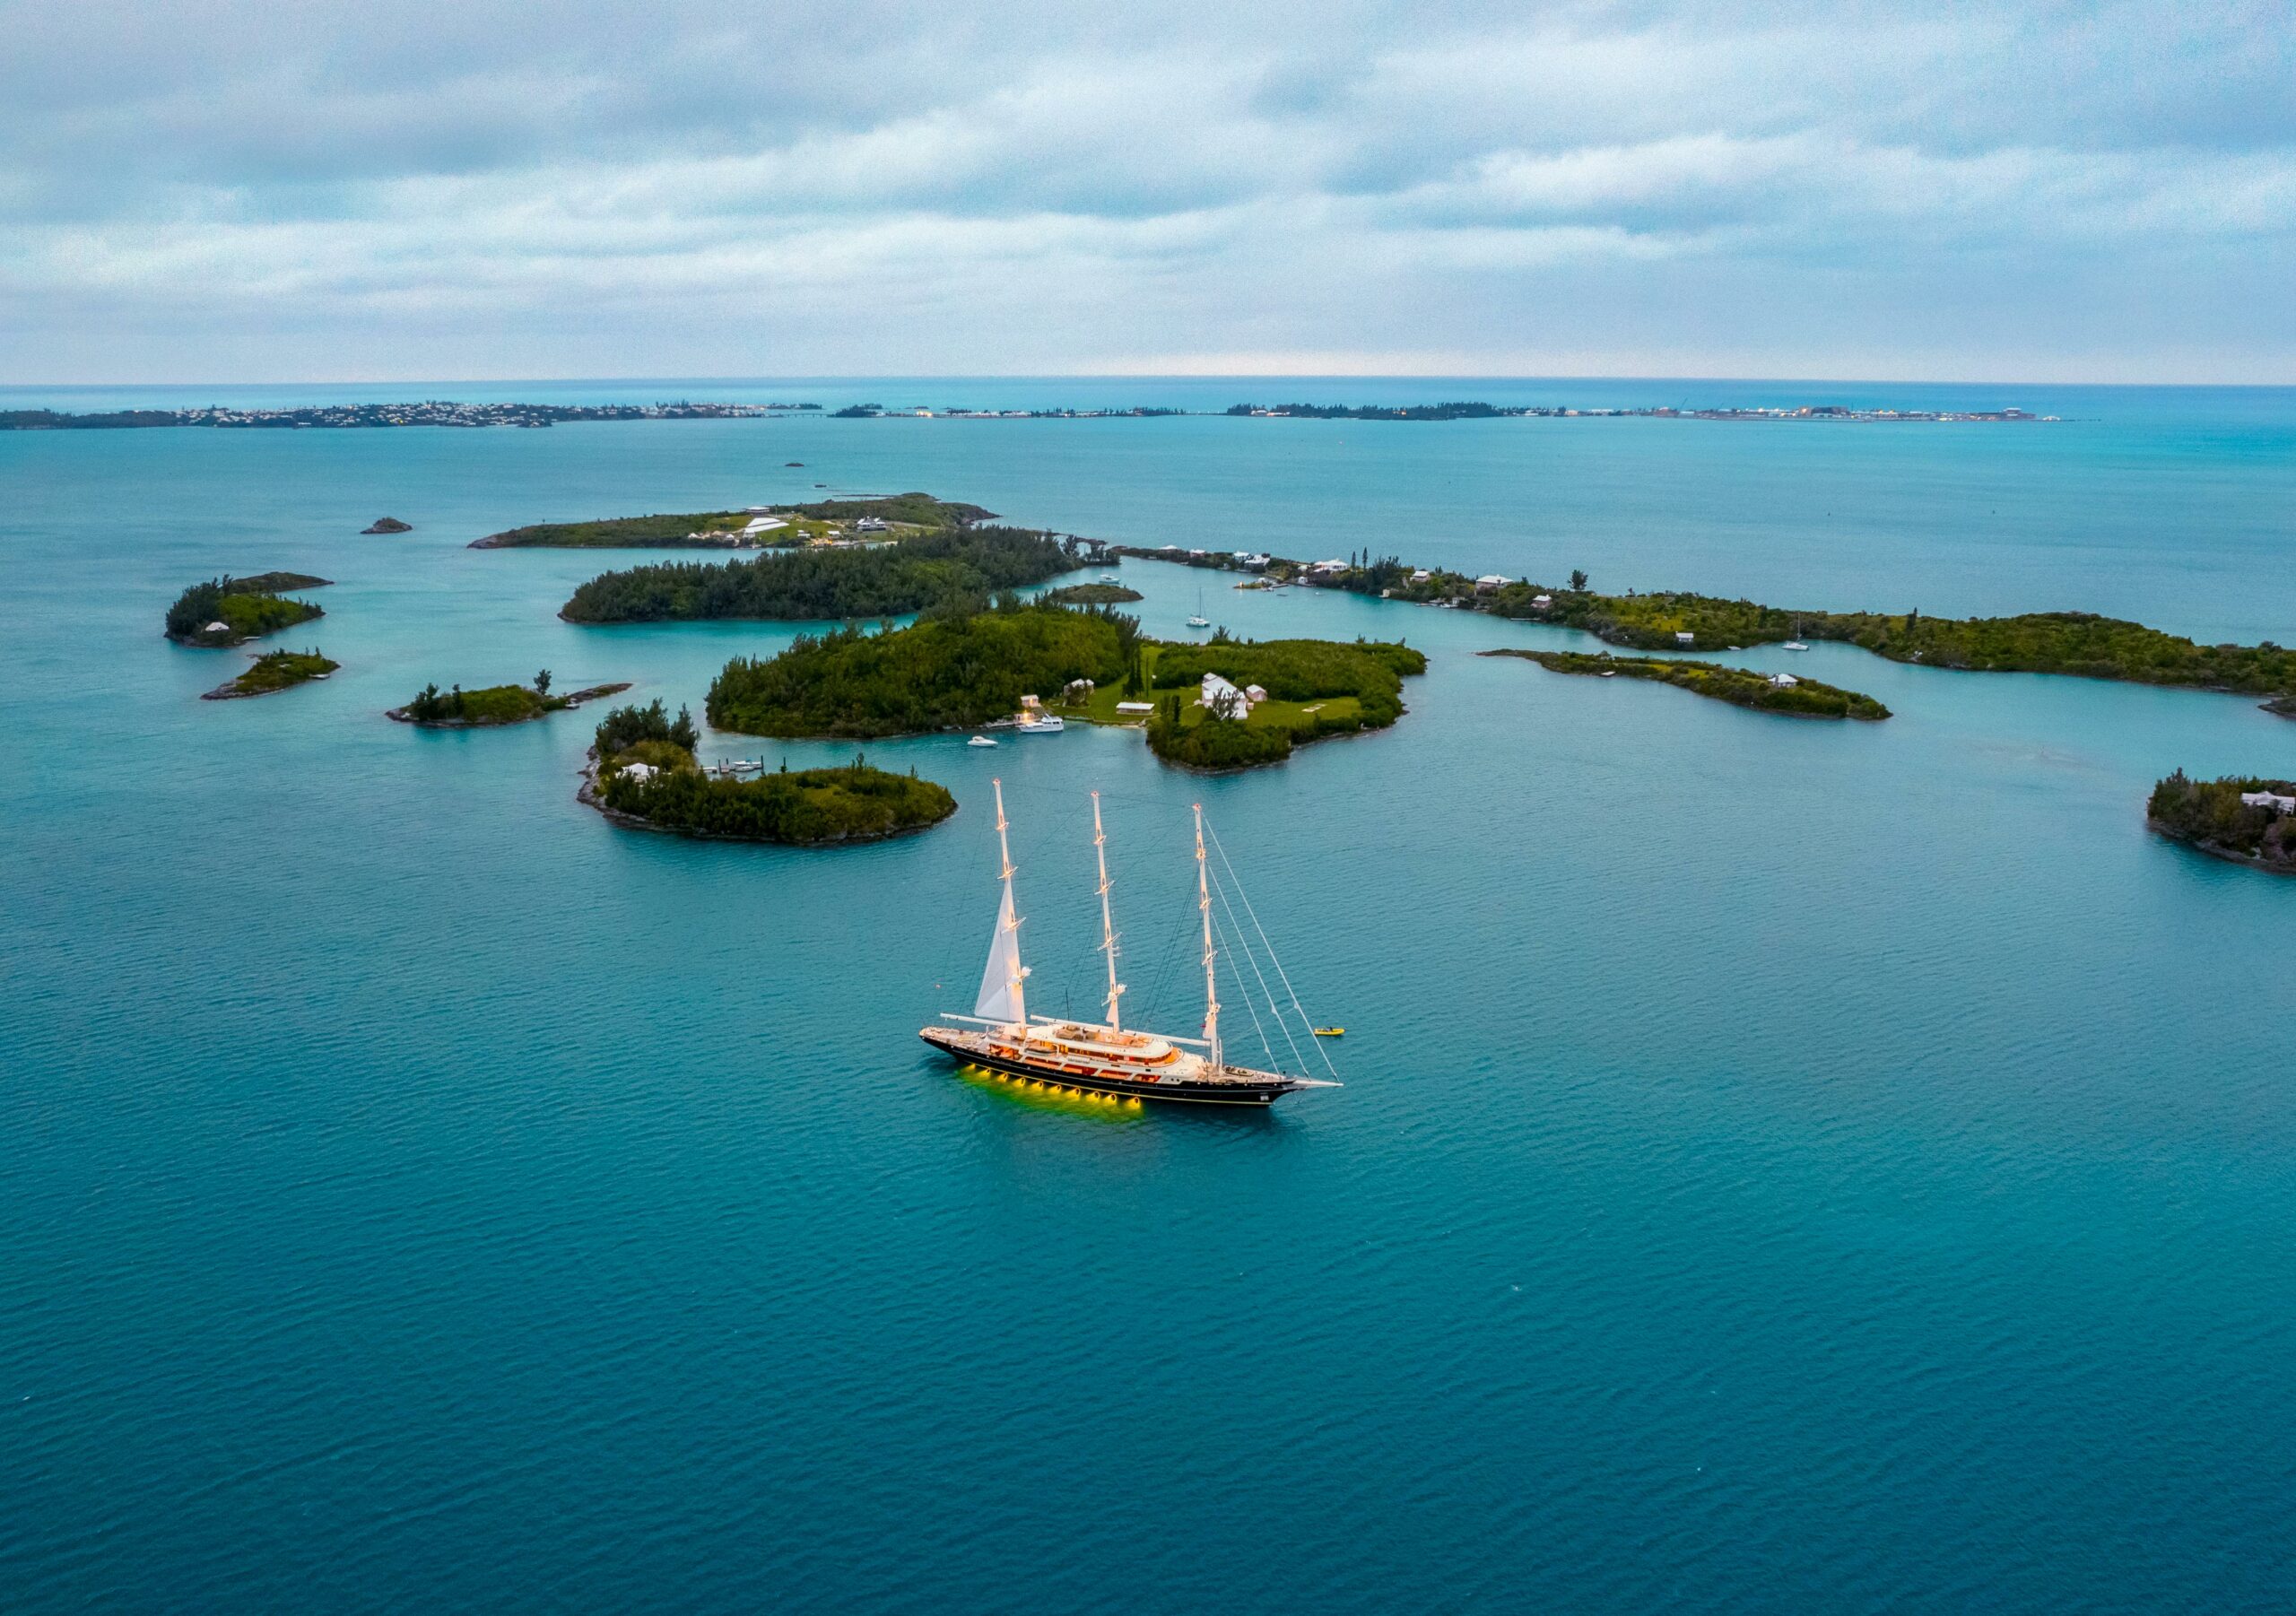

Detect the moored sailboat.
xmin=919 ymin=783 xmax=1339 ymax=1108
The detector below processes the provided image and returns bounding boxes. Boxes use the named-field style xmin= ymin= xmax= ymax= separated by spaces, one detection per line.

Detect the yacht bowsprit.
xmin=920 ymin=782 xmax=1340 ymax=1108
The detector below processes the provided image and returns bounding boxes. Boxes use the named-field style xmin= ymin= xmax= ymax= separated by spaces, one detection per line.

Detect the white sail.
xmin=974 ymin=883 xmax=1025 ymax=1022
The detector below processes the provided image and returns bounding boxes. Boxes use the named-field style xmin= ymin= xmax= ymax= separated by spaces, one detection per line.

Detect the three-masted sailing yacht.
xmin=919 ymin=783 xmax=1339 ymax=1108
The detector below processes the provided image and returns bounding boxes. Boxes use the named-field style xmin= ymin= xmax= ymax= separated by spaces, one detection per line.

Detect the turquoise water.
xmin=4 ymin=383 xmax=2292 ymax=1612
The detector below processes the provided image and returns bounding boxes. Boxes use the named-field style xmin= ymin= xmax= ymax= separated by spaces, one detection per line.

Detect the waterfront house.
xmin=1061 ymin=679 xmax=1095 ymax=702
xmin=1475 ymin=575 xmax=1509 ymax=593
xmin=1532 ymin=594 xmax=1552 ymax=609
xmin=622 ymin=762 xmax=657 ymax=782
xmin=1676 ymin=631 xmax=1696 ymax=645
xmin=2239 ymin=790 xmax=2296 ymax=813
xmin=1769 ymin=673 xmax=1799 ymax=688
xmin=1199 ymin=673 xmax=1249 ymax=720
xmin=1410 ymin=569 xmax=1432 ymax=583
xmin=1115 ymin=701 xmax=1154 ymax=716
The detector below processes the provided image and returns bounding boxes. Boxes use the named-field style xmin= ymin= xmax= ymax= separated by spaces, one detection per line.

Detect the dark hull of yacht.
xmin=919 ymin=1027 xmax=1310 ymax=1107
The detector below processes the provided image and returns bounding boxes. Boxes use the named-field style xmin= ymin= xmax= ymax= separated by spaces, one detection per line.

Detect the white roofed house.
xmin=1199 ymin=672 xmax=1249 ymax=720
xmin=1474 ymin=574 xmax=1509 ymax=593
xmin=2240 ymin=790 xmax=2296 ymax=813
xmin=1769 ymin=673 xmax=1799 ymax=688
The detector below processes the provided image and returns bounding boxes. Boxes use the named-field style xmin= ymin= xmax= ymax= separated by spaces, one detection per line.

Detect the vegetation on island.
xmin=1226 ymin=400 xmax=1518 ymax=421
xmin=204 ymin=648 xmax=338 ymax=699
xmin=1488 ymin=592 xmax=2296 ymax=695
xmin=362 ymin=517 xmax=412 ymax=534
xmin=1120 ymin=544 xmax=2296 ymax=701
xmin=5 ymin=402 xmax=772 ymax=430
xmin=474 ymin=492 xmax=990 ymax=549
xmin=1485 ymin=649 xmax=1891 ymax=719
xmin=2264 ymin=695 xmax=2296 ymax=719
xmin=1043 ymin=582 xmax=1144 ymax=604
xmin=586 ymin=699 xmax=954 ymax=843
xmin=1144 ymin=634 xmax=1425 ymax=769
xmin=388 ymin=669 xmax=631 ymax=726
xmin=709 ymin=601 xmax=1134 ymax=736
xmin=165 ymin=574 xmax=330 ymax=646
xmin=2147 ymin=772 xmax=2296 ymax=873
xmin=705 ymin=598 xmax=1424 ymax=771
xmin=600 ymin=756 xmax=957 ymax=843
xmin=561 ymin=526 xmax=1080 ymax=624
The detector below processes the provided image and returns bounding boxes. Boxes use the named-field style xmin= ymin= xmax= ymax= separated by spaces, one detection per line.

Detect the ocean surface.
xmin=3 ymin=379 xmax=2292 ymax=1612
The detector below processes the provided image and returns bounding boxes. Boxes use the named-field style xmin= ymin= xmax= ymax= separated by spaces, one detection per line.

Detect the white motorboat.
xmin=970 ymin=735 xmax=998 ymax=747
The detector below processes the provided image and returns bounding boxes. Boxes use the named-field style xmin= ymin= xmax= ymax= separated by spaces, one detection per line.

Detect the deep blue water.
xmin=4 ymin=382 xmax=2292 ymax=1612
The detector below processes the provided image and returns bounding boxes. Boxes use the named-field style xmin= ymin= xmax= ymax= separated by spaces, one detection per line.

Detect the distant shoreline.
xmin=5 ymin=398 xmax=2061 ymax=430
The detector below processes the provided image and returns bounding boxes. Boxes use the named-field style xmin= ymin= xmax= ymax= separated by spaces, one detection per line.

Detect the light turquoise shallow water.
xmin=3 ymin=382 xmax=2292 ymax=1612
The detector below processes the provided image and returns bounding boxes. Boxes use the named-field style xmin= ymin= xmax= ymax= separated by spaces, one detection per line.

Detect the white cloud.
xmin=1 ymin=1 xmax=2292 ymax=380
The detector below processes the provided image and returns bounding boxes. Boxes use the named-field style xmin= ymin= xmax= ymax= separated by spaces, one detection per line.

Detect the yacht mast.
xmin=994 ymin=778 xmax=1026 ymax=1027
xmin=1091 ymin=791 xmax=1124 ymax=1032
xmin=1194 ymin=802 xmax=1221 ymax=1072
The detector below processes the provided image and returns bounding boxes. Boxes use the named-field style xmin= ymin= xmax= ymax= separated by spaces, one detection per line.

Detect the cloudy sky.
xmin=4 ymin=1 xmax=2290 ymax=383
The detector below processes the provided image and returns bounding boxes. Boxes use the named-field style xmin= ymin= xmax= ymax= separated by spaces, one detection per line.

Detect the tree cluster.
xmin=561 ymin=526 xmax=1077 ymax=623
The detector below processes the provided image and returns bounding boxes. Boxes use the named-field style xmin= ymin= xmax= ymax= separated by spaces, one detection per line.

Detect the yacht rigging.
xmin=919 ymin=783 xmax=1339 ymax=1108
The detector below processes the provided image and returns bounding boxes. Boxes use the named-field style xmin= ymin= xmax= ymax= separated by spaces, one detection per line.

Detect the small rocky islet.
xmin=165 ymin=574 xmax=330 ymax=647
xmin=1484 ymin=648 xmax=1891 ymax=719
xmin=387 ymin=676 xmax=631 ymax=727
xmin=203 ymin=648 xmax=338 ymax=699
xmin=579 ymin=699 xmax=955 ymax=845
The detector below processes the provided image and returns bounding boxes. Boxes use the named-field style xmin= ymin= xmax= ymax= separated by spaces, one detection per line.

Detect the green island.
xmin=1484 ymin=649 xmax=1891 ymax=719
xmin=704 ymin=600 xmax=1423 ymax=771
xmin=387 ymin=670 xmax=631 ymax=726
xmin=582 ymin=699 xmax=955 ymax=844
xmin=204 ymin=648 xmax=338 ymax=700
xmin=1135 ymin=636 xmax=1424 ymax=769
xmin=561 ymin=526 xmax=1080 ymax=623
xmin=362 ymin=517 xmax=412 ymax=534
xmin=165 ymin=574 xmax=331 ymax=647
xmin=474 ymin=492 xmax=991 ymax=549
xmin=1118 ymin=546 xmax=2296 ymax=702
xmin=1042 ymin=582 xmax=1144 ymax=604
xmin=2147 ymin=771 xmax=2296 ymax=875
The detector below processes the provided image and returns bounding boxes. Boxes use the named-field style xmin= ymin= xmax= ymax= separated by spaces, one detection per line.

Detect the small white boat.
xmin=1100 ymin=572 xmax=1119 ymax=583
xmin=1598 ymin=669 xmax=1617 ymax=678
xmin=970 ymin=735 xmax=998 ymax=747
xmin=1187 ymin=615 xmax=1210 ymax=629
xmin=1783 ymin=640 xmax=1811 ymax=652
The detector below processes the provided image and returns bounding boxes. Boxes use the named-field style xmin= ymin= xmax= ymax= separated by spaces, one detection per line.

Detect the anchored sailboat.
xmin=919 ymin=783 xmax=1340 ymax=1108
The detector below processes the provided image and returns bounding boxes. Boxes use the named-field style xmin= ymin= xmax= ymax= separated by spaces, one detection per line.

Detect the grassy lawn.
xmin=1048 ymin=643 xmax=1366 ymax=737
